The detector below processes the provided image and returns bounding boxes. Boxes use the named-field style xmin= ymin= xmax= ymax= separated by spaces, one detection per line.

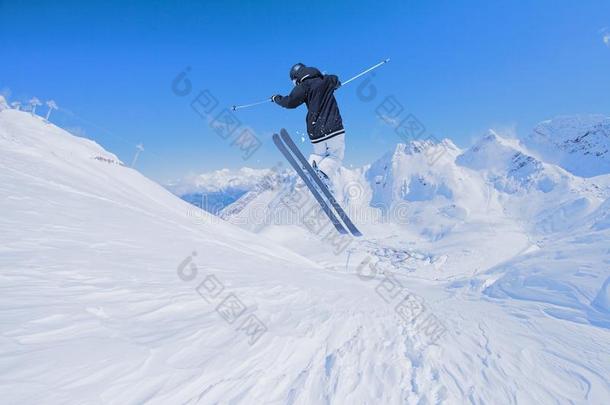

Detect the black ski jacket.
xmin=274 ymin=66 xmax=345 ymax=143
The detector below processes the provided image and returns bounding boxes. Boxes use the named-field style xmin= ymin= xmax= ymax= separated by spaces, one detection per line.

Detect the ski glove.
xmin=271 ymin=95 xmax=282 ymax=103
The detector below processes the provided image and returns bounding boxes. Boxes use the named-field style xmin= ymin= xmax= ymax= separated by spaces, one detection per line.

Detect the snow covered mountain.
xmin=0 ymin=95 xmax=8 ymax=110
xmin=367 ymin=139 xmax=463 ymax=208
xmin=456 ymin=129 xmax=566 ymax=193
xmin=167 ymin=167 xmax=273 ymax=195
xmin=218 ymin=125 xmax=608 ymax=243
xmin=455 ymin=129 xmax=610 ymax=235
xmin=2 ymin=107 xmax=610 ymax=404
xmin=524 ymin=114 xmax=610 ymax=177
xmin=166 ymin=167 xmax=273 ymax=213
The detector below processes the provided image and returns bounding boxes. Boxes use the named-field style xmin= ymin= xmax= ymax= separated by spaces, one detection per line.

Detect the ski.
xmin=272 ymin=133 xmax=347 ymax=235
xmin=279 ymin=129 xmax=362 ymax=237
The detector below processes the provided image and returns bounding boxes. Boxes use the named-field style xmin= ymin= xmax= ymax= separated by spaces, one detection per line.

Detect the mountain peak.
xmin=166 ymin=167 xmax=274 ymax=195
xmin=457 ymin=130 xmax=528 ymax=171
xmin=391 ymin=138 xmax=461 ymax=166
xmin=524 ymin=114 xmax=610 ymax=177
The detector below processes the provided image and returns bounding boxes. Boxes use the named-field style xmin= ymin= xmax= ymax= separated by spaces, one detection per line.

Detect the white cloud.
xmin=378 ymin=114 xmax=400 ymax=128
xmin=601 ymin=27 xmax=610 ymax=48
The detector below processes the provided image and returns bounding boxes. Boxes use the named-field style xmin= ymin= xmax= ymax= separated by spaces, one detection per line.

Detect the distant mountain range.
xmin=170 ymin=115 xmax=610 ymax=226
xmin=165 ymin=167 xmax=274 ymax=214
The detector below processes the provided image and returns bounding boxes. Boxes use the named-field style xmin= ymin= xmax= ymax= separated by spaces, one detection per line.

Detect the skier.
xmin=271 ymin=63 xmax=345 ymax=189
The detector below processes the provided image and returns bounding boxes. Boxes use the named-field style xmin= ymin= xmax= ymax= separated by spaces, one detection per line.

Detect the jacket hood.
xmin=295 ymin=66 xmax=322 ymax=83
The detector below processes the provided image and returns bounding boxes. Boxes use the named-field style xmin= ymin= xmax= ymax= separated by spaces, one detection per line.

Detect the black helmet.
xmin=289 ymin=63 xmax=306 ymax=82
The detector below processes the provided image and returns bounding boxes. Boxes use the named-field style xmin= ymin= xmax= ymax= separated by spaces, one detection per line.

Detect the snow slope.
xmin=2 ymin=108 xmax=610 ymax=404
xmin=0 ymin=108 xmax=452 ymax=403
xmin=201 ymin=123 xmax=610 ymax=403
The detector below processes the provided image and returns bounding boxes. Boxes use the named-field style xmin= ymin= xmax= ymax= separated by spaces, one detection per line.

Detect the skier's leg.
xmin=307 ymin=140 xmax=333 ymax=191
xmin=308 ymin=141 xmax=327 ymax=168
xmin=306 ymin=134 xmax=345 ymax=193
xmin=322 ymin=134 xmax=345 ymax=194
xmin=315 ymin=134 xmax=345 ymax=180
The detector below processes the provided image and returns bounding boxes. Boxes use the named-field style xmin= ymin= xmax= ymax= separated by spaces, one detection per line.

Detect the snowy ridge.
xmin=525 ymin=114 xmax=610 ymax=177
xmin=456 ymin=129 xmax=578 ymax=194
xmin=0 ymin=109 xmax=123 ymax=166
xmin=167 ymin=167 xmax=274 ymax=195
xmin=167 ymin=167 xmax=276 ymax=214
xmin=367 ymin=138 xmax=463 ymax=208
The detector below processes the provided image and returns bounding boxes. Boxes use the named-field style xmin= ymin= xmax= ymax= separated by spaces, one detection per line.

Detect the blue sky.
xmin=2 ymin=0 xmax=610 ymax=182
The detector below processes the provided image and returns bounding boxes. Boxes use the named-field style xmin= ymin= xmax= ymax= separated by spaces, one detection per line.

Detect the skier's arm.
xmin=272 ymin=85 xmax=306 ymax=109
xmin=324 ymin=74 xmax=341 ymax=90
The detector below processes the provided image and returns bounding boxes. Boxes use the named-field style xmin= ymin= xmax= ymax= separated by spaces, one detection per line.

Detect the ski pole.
xmin=231 ymin=98 xmax=272 ymax=111
xmin=232 ymin=58 xmax=390 ymax=111
xmin=341 ymin=58 xmax=390 ymax=86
